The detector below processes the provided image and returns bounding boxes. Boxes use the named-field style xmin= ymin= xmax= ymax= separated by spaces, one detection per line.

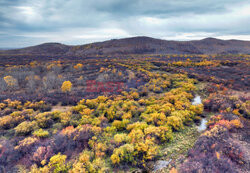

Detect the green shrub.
xmin=15 ymin=121 xmax=37 ymax=135
xmin=33 ymin=129 xmax=50 ymax=138
xmin=35 ymin=112 xmax=54 ymax=128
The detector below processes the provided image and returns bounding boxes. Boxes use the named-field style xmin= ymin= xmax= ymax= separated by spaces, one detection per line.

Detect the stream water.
xmin=192 ymin=95 xmax=202 ymax=105
xmin=192 ymin=95 xmax=207 ymax=132
xmin=197 ymin=118 xmax=208 ymax=132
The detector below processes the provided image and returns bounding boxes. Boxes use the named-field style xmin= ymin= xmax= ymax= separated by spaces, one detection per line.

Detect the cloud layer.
xmin=0 ymin=0 xmax=250 ymax=47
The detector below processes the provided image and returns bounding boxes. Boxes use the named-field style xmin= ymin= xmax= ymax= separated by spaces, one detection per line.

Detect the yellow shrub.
xmin=232 ymin=109 xmax=241 ymax=116
xmin=189 ymin=104 xmax=204 ymax=115
xmin=166 ymin=116 xmax=183 ymax=131
xmin=129 ymin=129 xmax=144 ymax=143
xmin=4 ymin=75 xmax=18 ymax=87
xmin=114 ymin=133 xmax=131 ymax=144
xmin=112 ymin=119 xmax=129 ymax=130
xmin=15 ymin=137 xmax=38 ymax=150
xmin=134 ymin=139 xmax=159 ymax=161
xmin=74 ymin=63 xmax=83 ymax=70
xmin=85 ymin=99 xmax=98 ymax=109
xmin=141 ymin=112 xmax=167 ymax=126
xmin=122 ymin=111 xmax=132 ymax=119
xmin=59 ymin=112 xmax=72 ymax=126
xmin=48 ymin=153 xmax=69 ymax=173
xmin=230 ymin=119 xmax=243 ymax=128
xmin=127 ymin=122 xmax=148 ymax=131
xmin=33 ymin=129 xmax=49 ymax=138
xmin=111 ymin=144 xmax=135 ymax=164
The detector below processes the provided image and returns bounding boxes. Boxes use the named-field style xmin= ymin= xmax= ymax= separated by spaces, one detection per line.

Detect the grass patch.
xmin=161 ymin=125 xmax=199 ymax=160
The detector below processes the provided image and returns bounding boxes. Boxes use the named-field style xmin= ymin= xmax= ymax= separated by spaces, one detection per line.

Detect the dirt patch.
xmin=51 ymin=105 xmax=71 ymax=112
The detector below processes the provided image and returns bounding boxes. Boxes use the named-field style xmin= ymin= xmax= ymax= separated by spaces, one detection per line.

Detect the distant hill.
xmin=0 ymin=36 xmax=249 ymax=56
xmin=0 ymin=43 xmax=70 ymax=55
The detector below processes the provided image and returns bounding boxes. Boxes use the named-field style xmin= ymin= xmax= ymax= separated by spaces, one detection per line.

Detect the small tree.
xmin=61 ymin=81 xmax=72 ymax=93
xmin=61 ymin=81 xmax=72 ymax=105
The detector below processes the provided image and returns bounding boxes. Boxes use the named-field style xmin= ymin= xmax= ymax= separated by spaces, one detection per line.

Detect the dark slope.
xmin=0 ymin=36 xmax=250 ymax=56
xmin=0 ymin=43 xmax=71 ymax=55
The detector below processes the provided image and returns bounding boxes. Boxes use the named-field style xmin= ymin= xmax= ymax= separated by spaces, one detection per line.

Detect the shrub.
xmin=70 ymin=150 xmax=109 ymax=172
xmin=127 ymin=122 xmax=148 ymax=131
xmin=112 ymin=119 xmax=129 ymax=130
xmin=144 ymin=125 xmax=161 ymax=138
xmin=85 ymin=99 xmax=98 ymax=109
xmin=133 ymin=139 xmax=159 ymax=166
xmin=128 ymin=129 xmax=145 ymax=143
xmin=114 ymin=133 xmax=131 ymax=144
xmin=33 ymin=129 xmax=50 ymax=138
xmin=158 ymin=126 xmax=173 ymax=141
xmin=111 ymin=144 xmax=135 ymax=164
xmin=232 ymin=109 xmax=241 ymax=116
xmin=58 ymin=112 xmax=72 ymax=126
xmin=72 ymin=104 xmax=87 ymax=113
xmin=202 ymin=125 xmax=227 ymax=137
xmin=35 ymin=112 xmax=54 ymax=128
xmin=122 ymin=111 xmax=132 ymax=119
xmin=48 ymin=153 xmax=69 ymax=173
xmin=189 ymin=104 xmax=204 ymax=115
xmin=69 ymin=150 xmax=92 ymax=172
xmin=96 ymin=96 xmax=108 ymax=103
xmin=15 ymin=121 xmax=37 ymax=136
xmin=15 ymin=137 xmax=39 ymax=153
xmin=0 ymin=111 xmax=25 ymax=129
xmin=141 ymin=112 xmax=167 ymax=126
xmin=166 ymin=116 xmax=183 ymax=131
xmin=88 ymin=138 xmax=107 ymax=158
xmin=144 ymin=125 xmax=173 ymax=142
xmin=0 ymin=103 xmax=6 ymax=110
xmin=130 ymin=92 xmax=139 ymax=100
xmin=173 ymin=110 xmax=196 ymax=124
xmin=230 ymin=119 xmax=243 ymax=128
xmin=32 ymin=146 xmax=54 ymax=165
xmin=3 ymin=75 xmax=18 ymax=88
xmin=73 ymin=125 xmax=95 ymax=147
xmin=0 ymin=115 xmax=17 ymax=129
xmin=73 ymin=63 xmax=83 ymax=70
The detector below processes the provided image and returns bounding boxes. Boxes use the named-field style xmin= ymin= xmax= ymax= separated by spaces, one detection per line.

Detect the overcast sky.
xmin=0 ymin=0 xmax=250 ymax=48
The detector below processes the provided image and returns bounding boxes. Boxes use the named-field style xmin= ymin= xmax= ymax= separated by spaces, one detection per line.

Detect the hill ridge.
xmin=0 ymin=36 xmax=250 ymax=55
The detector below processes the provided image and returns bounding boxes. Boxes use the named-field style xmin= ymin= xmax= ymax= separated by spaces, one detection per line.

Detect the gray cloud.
xmin=0 ymin=0 xmax=250 ymax=47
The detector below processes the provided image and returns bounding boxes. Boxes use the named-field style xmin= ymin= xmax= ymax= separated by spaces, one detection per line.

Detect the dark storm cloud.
xmin=0 ymin=0 xmax=249 ymax=47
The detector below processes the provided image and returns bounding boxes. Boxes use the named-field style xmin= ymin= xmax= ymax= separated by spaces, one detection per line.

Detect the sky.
xmin=0 ymin=0 xmax=250 ymax=48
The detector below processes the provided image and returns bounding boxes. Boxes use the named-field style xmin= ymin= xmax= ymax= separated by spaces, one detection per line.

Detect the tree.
xmin=61 ymin=81 xmax=72 ymax=93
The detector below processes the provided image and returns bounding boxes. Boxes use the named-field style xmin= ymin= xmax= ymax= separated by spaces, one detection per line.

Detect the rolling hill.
xmin=0 ymin=36 xmax=249 ymax=56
